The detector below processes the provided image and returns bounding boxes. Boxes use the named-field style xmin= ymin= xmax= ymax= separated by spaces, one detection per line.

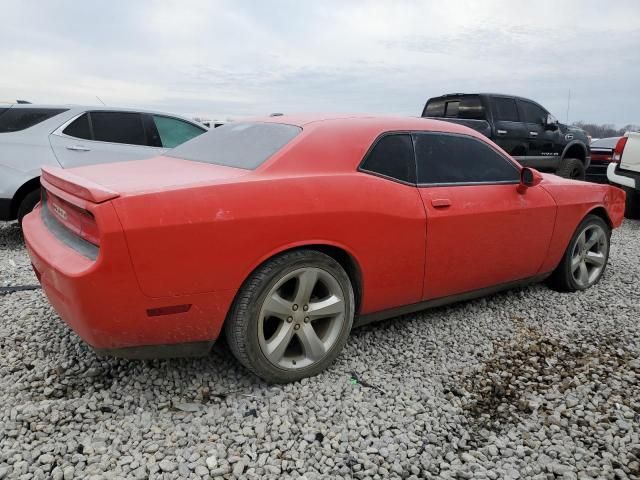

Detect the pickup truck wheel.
xmin=225 ymin=250 xmax=354 ymax=383
xmin=556 ymin=158 xmax=585 ymax=180
xmin=623 ymin=187 xmax=640 ymax=219
xmin=548 ymin=214 xmax=610 ymax=292
xmin=17 ymin=190 xmax=41 ymax=226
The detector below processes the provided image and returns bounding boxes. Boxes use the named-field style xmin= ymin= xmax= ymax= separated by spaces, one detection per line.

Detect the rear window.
xmin=591 ymin=137 xmax=620 ymax=149
xmin=0 ymin=108 xmax=67 ymax=133
xmin=423 ymin=96 xmax=485 ymax=120
xmin=168 ymin=122 xmax=302 ymax=169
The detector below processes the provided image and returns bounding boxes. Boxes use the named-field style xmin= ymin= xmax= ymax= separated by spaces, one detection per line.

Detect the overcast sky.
xmin=2 ymin=0 xmax=639 ymax=125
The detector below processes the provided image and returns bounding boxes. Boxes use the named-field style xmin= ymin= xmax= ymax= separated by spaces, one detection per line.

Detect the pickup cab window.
xmin=424 ymin=96 xmax=485 ymax=120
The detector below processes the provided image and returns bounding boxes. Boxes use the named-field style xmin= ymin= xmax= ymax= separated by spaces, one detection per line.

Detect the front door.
xmin=518 ymin=99 xmax=558 ymax=161
xmin=413 ymin=132 xmax=556 ymax=300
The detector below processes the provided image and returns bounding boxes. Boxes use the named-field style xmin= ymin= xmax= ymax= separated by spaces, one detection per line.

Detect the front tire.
xmin=225 ymin=250 xmax=354 ymax=383
xmin=556 ymin=158 xmax=585 ymax=180
xmin=548 ymin=215 xmax=610 ymax=292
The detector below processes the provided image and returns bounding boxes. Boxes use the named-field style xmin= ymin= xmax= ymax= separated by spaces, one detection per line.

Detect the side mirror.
xmin=545 ymin=115 xmax=559 ymax=131
xmin=518 ymin=167 xmax=543 ymax=193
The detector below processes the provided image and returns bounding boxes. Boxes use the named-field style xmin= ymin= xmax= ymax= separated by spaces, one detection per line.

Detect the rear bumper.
xmin=22 ymin=204 xmax=235 ymax=356
xmin=586 ymin=162 xmax=611 ymax=184
xmin=607 ymin=163 xmax=637 ymax=190
xmin=0 ymin=198 xmax=12 ymax=221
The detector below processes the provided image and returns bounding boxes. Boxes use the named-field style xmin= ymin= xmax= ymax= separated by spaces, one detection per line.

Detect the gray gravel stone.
xmin=1 ymin=220 xmax=640 ymax=479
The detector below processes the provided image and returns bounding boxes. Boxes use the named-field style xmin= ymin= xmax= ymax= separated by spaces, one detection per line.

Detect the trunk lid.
xmin=43 ymin=155 xmax=250 ymax=200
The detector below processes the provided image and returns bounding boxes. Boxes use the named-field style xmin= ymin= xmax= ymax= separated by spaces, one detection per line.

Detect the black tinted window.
xmin=414 ymin=133 xmax=519 ymax=184
xmin=457 ymin=96 xmax=485 ymax=120
xmin=0 ymin=108 xmax=67 ymax=133
xmin=444 ymin=101 xmax=459 ymax=117
xmin=519 ymin=101 xmax=547 ymax=125
xmin=360 ymin=134 xmax=416 ymax=183
xmin=90 ymin=112 xmax=146 ymax=146
xmin=493 ymin=97 xmax=519 ymax=122
xmin=168 ymin=122 xmax=301 ymax=170
xmin=424 ymin=99 xmax=444 ymax=117
xmin=63 ymin=113 xmax=92 ymax=139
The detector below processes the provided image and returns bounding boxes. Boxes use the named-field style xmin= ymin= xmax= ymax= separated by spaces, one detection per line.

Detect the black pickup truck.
xmin=422 ymin=93 xmax=591 ymax=179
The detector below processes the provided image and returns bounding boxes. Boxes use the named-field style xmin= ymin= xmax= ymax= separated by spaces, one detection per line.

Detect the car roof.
xmin=2 ymin=104 xmax=205 ymax=125
xmin=249 ymin=113 xmax=481 ymax=133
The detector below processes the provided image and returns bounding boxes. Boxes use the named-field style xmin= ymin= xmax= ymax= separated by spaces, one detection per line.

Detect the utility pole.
xmin=566 ymin=89 xmax=571 ymax=123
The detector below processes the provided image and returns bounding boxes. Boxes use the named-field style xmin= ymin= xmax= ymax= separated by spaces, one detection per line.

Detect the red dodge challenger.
xmin=23 ymin=115 xmax=626 ymax=383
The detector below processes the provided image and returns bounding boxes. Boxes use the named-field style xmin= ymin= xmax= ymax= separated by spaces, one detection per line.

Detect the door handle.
xmin=431 ymin=198 xmax=451 ymax=208
xmin=497 ymin=129 xmax=508 ymax=135
xmin=529 ymin=131 xmax=539 ymax=137
xmin=66 ymin=145 xmax=91 ymax=152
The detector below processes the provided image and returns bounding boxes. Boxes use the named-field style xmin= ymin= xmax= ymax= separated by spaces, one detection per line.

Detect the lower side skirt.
xmin=354 ymin=273 xmax=551 ymax=327
xmin=94 ymin=340 xmax=215 ymax=359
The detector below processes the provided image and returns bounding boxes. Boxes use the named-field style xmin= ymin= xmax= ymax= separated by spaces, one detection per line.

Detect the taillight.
xmin=45 ymin=191 xmax=100 ymax=246
xmin=612 ymin=137 xmax=628 ymax=163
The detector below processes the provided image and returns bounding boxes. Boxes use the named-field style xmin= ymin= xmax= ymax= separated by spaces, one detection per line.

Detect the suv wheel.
xmin=556 ymin=158 xmax=585 ymax=180
xmin=17 ymin=190 xmax=41 ymax=225
xmin=623 ymin=187 xmax=640 ymax=219
xmin=225 ymin=250 xmax=354 ymax=383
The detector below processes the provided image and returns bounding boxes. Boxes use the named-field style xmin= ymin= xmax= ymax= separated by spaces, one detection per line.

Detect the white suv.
xmin=607 ymin=132 xmax=640 ymax=219
xmin=0 ymin=105 xmax=207 ymax=223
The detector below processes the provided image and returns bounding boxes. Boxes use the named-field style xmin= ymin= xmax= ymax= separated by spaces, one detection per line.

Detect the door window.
xmin=63 ymin=113 xmax=92 ymax=139
xmin=152 ymin=115 xmax=205 ymax=148
xmin=493 ymin=97 xmax=519 ymax=122
xmin=360 ymin=134 xmax=416 ymax=183
xmin=90 ymin=112 xmax=146 ymax=146
xmin=414 ymin=133 xmax=519 ymax=184
xmin=519 ymin=101 xmax=547 ymax=125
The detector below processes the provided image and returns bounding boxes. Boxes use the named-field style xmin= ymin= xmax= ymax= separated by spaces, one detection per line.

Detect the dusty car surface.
xmin=22 ymin=114 xmax=626 ymax=383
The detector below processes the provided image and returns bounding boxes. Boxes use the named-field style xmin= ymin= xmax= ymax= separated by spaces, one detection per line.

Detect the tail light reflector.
xmin=612 ymin=137 xmax=628 ymax=163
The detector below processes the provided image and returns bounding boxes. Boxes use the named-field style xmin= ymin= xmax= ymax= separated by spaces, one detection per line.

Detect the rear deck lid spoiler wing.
xmin=41 ymin=166 xmax=119 ymax=203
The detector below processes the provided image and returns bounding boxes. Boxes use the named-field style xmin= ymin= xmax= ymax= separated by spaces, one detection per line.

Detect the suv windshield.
xmin=168 ymin=122 xmax=302 ymax=169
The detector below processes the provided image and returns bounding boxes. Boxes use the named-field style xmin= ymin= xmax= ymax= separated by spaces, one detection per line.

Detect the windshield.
xmin=168 ymin=122 xmax=302 ymax=169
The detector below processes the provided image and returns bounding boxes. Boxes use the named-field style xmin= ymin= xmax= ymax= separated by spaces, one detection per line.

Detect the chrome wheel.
xmin=570 ymin=224 xmax=608 ymax=288
xmin=258 ymin=267 xmax=346 ymax=370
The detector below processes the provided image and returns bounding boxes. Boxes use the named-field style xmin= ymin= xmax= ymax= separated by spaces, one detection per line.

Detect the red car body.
xmin=23 ymin=115 xmax=626 ymax=357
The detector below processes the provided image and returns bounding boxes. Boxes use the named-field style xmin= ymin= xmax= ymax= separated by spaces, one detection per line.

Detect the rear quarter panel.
xmin=538 ymin=177 xmax=625 ymax=273
xmin=113 ymin=172 xmax=427 ymax=315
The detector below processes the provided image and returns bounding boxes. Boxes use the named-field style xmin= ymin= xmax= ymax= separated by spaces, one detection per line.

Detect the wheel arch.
xmin=10 ymin=176 xmax=41 ymax=219
xmin=238 ymin=241 xmax=364 ymax=316
xmin=586 ymin=206 xmax=613 ymax=230
xmin=561 ymin=141 xmax=587 ymax=163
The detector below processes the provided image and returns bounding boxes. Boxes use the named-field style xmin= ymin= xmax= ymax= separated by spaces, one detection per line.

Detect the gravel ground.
xmin=0 ymin=220 xmax=639 ymax=480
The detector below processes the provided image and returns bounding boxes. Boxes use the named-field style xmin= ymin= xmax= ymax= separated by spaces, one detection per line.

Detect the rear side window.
xmin=360 ymin=134 xmax=416 ymax=183
xmin=0 ymin=108 xmax=67 ymax=133
xmin=423 ymin=96 xmax=485 ymax=120
xmin=90 ymin=112 xmax=146 ymax=146
xmin=493 ymin=97 xmax=519 ymax=122
xmin=152 ymin=115 xmax=205 ymax=148
xmin=414 ymin=133 xmax=519 ymax=184
xmin=63 ymin=113 xmax=92 ymax=139
xmin=168 ymin=122 xmax=301 ymax=169
xmin=424 ymin=99 xmax=444 ymax=117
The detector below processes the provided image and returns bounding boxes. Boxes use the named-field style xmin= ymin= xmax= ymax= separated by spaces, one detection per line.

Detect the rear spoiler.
xmin=41 ymin=166 xmax=119 ymax=203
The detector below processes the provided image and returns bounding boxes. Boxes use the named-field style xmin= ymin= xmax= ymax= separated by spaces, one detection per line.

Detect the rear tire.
xmin=17 ymin=190 xmax=41 ymax=225
xmin=556 ymin=158 xmax=585 ymax=180
xmin=623 ymin=187 xmax=640 ymax=220
xmin=548 ymin=214 xmax=610 ymax=292
xmin=225 ymin=250 xmax=354 ymax=383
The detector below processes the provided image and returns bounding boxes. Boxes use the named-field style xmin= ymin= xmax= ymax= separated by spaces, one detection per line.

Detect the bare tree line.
xmin=572 ymin=121 xmax=640 ymax=139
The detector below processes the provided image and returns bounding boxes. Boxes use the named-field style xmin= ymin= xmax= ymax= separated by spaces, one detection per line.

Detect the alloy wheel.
xmin=570 ymin=224 xmax=608 ymax=288
xmin=258 ymin=267 xmax=346 ymax=370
